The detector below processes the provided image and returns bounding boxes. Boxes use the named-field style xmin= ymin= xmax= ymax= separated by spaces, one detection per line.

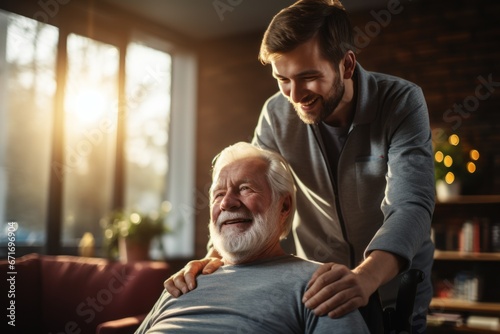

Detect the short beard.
xmin=209 ymin=202 xmax=283 ymax=264
xmin=294 ymin=74 xmax=345 ymax=125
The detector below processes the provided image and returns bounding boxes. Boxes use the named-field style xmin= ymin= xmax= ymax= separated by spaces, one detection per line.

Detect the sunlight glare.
xmin=67 ymin=88 xmax=109 ymax=124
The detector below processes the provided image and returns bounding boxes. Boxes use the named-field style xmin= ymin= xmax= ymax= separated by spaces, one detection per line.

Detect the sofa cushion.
xmin=39 ymin=255 xmax=169 ymax=334
xmin=96 ymin=314 xmax=146 ymax=334
xmin=0 ymin=253 xmax=43 ymax=334
xmin=1 ymin=253 xmax=170 ymax=334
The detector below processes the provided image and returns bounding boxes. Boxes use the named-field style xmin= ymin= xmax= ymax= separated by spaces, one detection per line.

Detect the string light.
xmin=443 ymin=155 xmax=453 ymax=168
xmin=445 ymin=172 xmax=455 ymax=184
xmin=470 ymin=149 xmax=480 ymax=161
xmin=467 ymin=162 xmax=476 ymax=173
xmin=435 ymin=151 xmax=444 ymax=163
xmin=449 ymin=134 xmax=460 ymax=146
xmin=434 ymin=131 xmax=481 ymax=186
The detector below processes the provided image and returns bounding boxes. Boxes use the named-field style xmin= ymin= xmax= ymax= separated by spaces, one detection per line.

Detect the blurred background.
xmin=0 ymin=0 xmax=498 ymax=261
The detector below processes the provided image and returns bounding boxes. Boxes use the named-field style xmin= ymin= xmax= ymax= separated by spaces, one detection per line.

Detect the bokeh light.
xmin=435 ymin=151 xmax=444 ymax=163
xmin=467 ymin=162 xmax=476 ymax=173
xmin=469 ymin=149 xmax=480 ymax=161
xmin=443 ymin=155 xmax=453 ymax=168
xmin=448 ymin=134 xmax=460 ymax=146
xmin=445 ymin=172 xmax=455 ymax=184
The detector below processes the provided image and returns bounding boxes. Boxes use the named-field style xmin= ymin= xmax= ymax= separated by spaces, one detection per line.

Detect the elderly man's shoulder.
xmin=254 ymin=254 xmax=322 ymax=278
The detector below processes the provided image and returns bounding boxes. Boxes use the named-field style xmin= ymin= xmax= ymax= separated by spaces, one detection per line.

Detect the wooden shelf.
xmin=455 ymin=325 xmax=498 ymax=334
xmin=431 ymin=195 xmax=500 ymax=333
xmin=452 ymin=325 xmax=499 ymax=333
xmin=428 ymin=322 xmax=500 ymax=334
xmin=430 ymin=298 xmax=500 ymax=314
xmin=436 ymin=195 xmax=500 ymax=205
xmin=434 ymin=250 xmax=500 ymax=261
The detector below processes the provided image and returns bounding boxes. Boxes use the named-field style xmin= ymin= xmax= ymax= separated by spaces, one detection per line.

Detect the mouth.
xmin=220 ymin=218 xmax=253 ymax=230
xmin=298 ymin=97 xmax=319 ymax=111
xmin=222 ymin=218 xmax=252 ymax=226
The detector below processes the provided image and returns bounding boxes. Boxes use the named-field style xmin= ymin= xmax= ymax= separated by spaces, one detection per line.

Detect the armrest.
xmin=96 ymin=314 xmax=147 ymax=334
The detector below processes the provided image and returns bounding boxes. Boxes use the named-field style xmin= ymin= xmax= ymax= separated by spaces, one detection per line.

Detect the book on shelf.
xmin=434 ymin=271 xmax=483 ymax=302
xmin=428 ymin=313 xmax=500 ymax=331
xmin=466 ymin=315 xmax=500 ymax=331
xmin=427 ymin=312 xmax=463 ymax=327
xmin=433 ymin=217 xmax=500 ymax=253
xmin=453 ymin=271 xmax=481 ymax=302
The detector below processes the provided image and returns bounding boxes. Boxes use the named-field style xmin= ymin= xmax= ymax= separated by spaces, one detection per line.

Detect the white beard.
xmin=210 ymin=201 xmax=282 ymax=264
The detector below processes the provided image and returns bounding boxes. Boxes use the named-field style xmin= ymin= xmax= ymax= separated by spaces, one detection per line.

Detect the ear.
xmin=342 ymin=50 xmax=356 ymax=80
xmin=280 ymin=195 xmax=292 ymax=219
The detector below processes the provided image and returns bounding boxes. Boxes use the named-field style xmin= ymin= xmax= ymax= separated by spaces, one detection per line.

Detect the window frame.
xmin=0 ymin=1 xmax=197 ymax=258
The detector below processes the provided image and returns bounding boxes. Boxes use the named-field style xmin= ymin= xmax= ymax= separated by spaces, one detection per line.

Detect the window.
xmin=124 ymin=42 xmax=171 ymax=214
xmin=62 ymin=33 xmax=119 ymax=246
xmin=0 ymin=11 xmax=58 ymax=247
xmin=0 ymin=9 xmax=196 ymax=258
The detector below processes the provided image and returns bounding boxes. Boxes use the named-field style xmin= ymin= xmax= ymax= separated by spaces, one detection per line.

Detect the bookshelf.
xmin=434 ymin=250 xmax=500 ymax=261
xmin=431 ymin=298 xmax=500 ymax=314
xmin=429 ymin=195 xmax=500 ymax=333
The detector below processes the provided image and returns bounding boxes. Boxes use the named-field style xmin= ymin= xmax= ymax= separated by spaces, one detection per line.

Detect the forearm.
xmin=353 ymin=250 xmax=405 ymax=291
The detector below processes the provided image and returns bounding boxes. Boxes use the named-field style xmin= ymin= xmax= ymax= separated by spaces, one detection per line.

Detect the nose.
xmin=288 ymin=81 xmax=304 ymax=104
xmin=220 ymin=191 xmax=240 ymax=211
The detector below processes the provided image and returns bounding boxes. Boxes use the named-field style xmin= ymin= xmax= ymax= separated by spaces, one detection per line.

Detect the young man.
xmin=136 ymin=142 xmax=369 ymax=333
xmin=165 ymin=1 xmax=435 ymax=332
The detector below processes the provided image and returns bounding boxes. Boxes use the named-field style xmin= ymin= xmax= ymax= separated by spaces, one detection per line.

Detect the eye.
xmin=212 ymin=191 xmax=224 ymax=202
xmin=239 ymin=185 xmax=253 ymax=193
xmin=276 ymin=77 xmax=290 ymax=84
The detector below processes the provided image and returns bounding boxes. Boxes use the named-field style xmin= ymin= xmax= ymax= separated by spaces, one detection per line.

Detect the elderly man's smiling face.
xmin=209 ymin=157 xmax=284 ymax=264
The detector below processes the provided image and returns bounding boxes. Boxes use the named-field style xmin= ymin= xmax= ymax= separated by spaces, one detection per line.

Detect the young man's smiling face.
xmin=271 ymin=37 xmax=347 ymax=125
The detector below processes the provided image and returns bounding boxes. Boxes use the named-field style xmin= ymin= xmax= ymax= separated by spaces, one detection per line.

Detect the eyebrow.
xmin=272 ymin=69 xmax=321 ymax=80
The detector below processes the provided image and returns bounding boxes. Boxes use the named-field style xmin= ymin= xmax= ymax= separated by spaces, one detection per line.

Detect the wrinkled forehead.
xmin=211 ymin=157 xmax=269 ymax=190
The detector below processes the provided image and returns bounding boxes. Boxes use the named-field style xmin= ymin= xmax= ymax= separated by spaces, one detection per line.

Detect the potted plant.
xmin=101 ymin=201 xmax=172 ymax=262
xmin=432 ymin=130 xmax=480 ymax=201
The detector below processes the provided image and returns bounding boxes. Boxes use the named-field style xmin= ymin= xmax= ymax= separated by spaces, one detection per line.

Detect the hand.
xmin=302 ymin=262 xmax=377 ymax=319
xmin=163 ymin=257 xmax=224 ymax=297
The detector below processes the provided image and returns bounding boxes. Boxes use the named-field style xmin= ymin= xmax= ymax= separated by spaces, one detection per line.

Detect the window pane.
xmin=0 ymin=10 xmax=58 ymax=249
xmin=125 ymin=43 xmax=171 ymax=213
xmin=62 ymin=34 xmax=119 ymax=246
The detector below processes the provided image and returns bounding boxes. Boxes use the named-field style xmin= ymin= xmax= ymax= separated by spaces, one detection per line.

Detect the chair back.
xmin=361 ymin=269 xmax=425 ymax=334
xmin=384 ymin=269 xmax=425 ymax=334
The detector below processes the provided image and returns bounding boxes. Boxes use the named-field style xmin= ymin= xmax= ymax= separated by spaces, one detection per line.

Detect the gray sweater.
xmin=252 ymin=63 xmax=435 ymax=314
xmin=136 ymin=255 xmax=370 ymax=334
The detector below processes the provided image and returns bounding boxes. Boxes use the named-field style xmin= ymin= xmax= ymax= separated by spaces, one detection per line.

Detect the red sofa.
xmin=0 ymin=253 xmax=170 ymax=334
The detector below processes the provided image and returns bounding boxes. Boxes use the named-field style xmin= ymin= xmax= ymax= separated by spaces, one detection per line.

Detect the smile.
xmin=301 ymin=97 xmax=318 ymax=107
xmin=221 ymin=218 xmax=252 ymax=226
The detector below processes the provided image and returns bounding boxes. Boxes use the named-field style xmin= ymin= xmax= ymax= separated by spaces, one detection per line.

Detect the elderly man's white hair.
xmin=210 ymin=142 xmax=296 ymax=239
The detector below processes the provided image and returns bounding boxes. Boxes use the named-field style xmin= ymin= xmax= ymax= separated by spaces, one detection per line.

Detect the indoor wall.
xmin=194 ymin=0 xmax=500 ymax=258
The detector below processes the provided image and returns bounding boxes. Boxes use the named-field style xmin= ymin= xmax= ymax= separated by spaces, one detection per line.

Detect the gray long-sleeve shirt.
xmin=136 ymin=255 xmax=370 ymax=334
xmin=252 ymin=63 xmax=435 ymax=314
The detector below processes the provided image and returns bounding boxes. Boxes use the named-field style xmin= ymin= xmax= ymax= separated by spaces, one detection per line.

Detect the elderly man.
xmin=136 ymin=142 xmax=369 ymax=333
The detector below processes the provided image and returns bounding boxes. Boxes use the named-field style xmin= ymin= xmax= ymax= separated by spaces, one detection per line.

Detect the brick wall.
xmin=194 ymin=0 xmax=500 ymax=257
xmin=195 ymin=32 xmax=277 ymax=257
xmin=351 ymin=0 xmax=500 ymax=195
